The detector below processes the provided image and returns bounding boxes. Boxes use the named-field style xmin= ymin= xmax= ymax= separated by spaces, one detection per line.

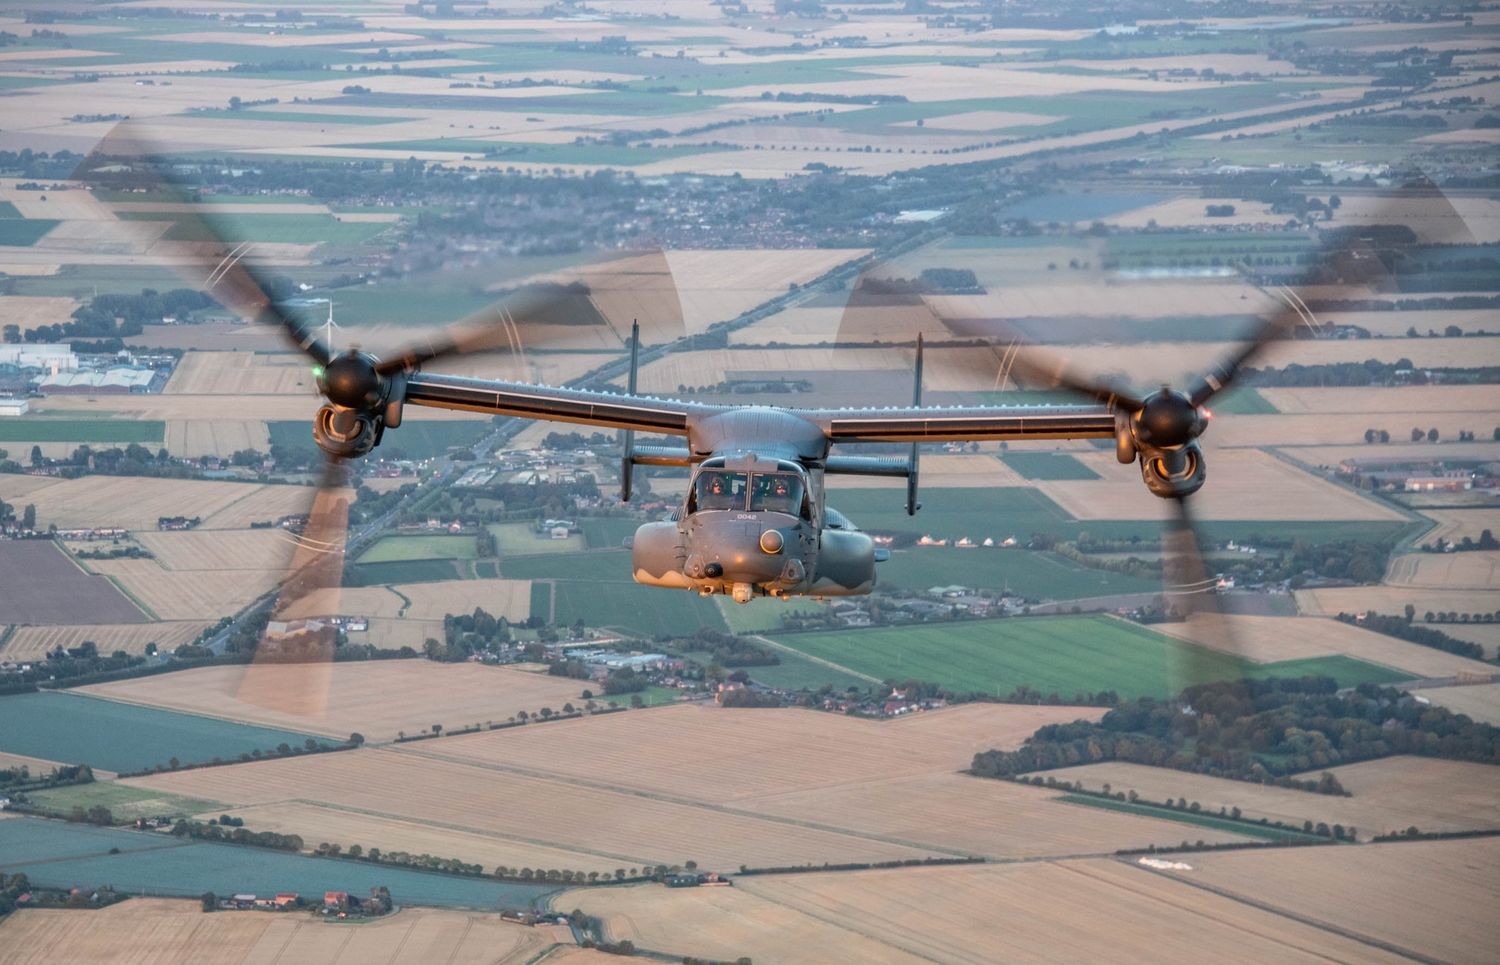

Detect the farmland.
xmin=1032 ymin=756 xmax=1500 ymax=840
xmin=0 ymin=691 xmax=324 ymax=773
xmin=567 ymin=859 xmax=1412 ymax=965
xmin=81 ymin=661 xmax=586 ymax=741
xmin=0 ymin=818 xmax=555 ymax=913
xmin=0 ymin=898 xmax=561 ymax=965
xmin=1150 ymin=614 xmax=1500 ymax=679
xmin=1158 ymin=839 xmax=1500 ymax=965
xmin=115 ymin=703 xmax=1261 ymax=871
xmin=766 ymin=616 xmax=1410 ymax=700
xmin=0 ymin=540 xmax=145 ymax=625
xmin=0 ymin=476 xmax=314 ymax=532
xmin=0 ymin=2 xmax=1495 ymax=957
xmin=0 ymin=621 xmax=210 ymax=662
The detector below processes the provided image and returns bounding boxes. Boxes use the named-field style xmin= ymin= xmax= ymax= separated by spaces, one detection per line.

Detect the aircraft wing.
xmin=402 ymin=371 xmax=703 ymax=435
xmin=812 ymin=403 xmax=1117 ymax=444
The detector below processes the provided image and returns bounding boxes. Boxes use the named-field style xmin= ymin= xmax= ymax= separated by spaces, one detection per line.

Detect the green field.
xmin=1001 ymin=452 xmax=1101 ymax=480
xmin=115 ymin=212 xmax=391 ymax=246
xmin=269 ymin=420 xmax=488 ymax=460
xmin=0 ymin=692 xmax=330 ymax=773
xmin=581 ymin=517 xmax=640 ymax=550
xmin=551 ymin=581 xmax=726 ymax=638
xmin=358 ymin=534 xmax=478 ymax=563
xmin=23 ymin=782 xmax=223 ymax=821
xmin=769 ymin=616 xmax=1409 ymax=699
xmin=833 ymin=487 xmax=1416 ymax=546
xmin=715 ymin=595 xmax=826 ymax=634
xmin=502 ymin=551 xmax=632 ymax=583
xmin=876 ymin=548 xmax=1159 ymax=599
xmin=0 ymin=816 xmax=556 ymax=909
xmin=490 ymin=522 xmax=583 ymax=555
xmin=0 ymin=219 xmax=59 ymax=246
xmin=0 ymin=419 xmax=165 ymax=443
xmin=346 ymin=558 xmax=462 ymax=586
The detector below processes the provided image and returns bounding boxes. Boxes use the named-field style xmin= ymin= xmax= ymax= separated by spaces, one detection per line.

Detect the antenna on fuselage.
xmin=620 ymin=319 xmax=640 ymax=502
xmin=906 ymin=333 xmax=922 ymax=516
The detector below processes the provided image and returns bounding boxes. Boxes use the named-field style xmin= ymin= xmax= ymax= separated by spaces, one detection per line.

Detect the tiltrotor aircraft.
xmin=74 ymin=127 xmax=1418 ymax=625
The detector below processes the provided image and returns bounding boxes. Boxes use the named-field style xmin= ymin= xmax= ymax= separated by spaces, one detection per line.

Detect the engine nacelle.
xmin=808 ymin=529 xmax=876 ymax=596
xmin=632 ymin=520 xmax=691 ymax=589
xmin=1137 ymin=441 xmax=1206 ymax=499
xmin=313 ymin=404 xmax=381 ymax=459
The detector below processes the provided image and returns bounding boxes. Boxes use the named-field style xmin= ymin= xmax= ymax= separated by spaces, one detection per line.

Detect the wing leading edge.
xmin=814 ymin=404 xmax=1116 ymax=444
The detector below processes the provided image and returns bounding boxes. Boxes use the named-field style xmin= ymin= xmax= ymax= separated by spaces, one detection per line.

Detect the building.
xmin=0 ymin=344 xmax=77 ymax=372
xmin=35 ymin=366 xmax=157 ymax=395
xmin=0 ymin=399 xmax=28 ymax=417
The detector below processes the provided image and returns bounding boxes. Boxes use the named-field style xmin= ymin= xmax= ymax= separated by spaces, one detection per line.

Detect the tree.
xmin=1404 ymin=603 xmax=1416 ymax=623
xmin=29 ymin=445 xmax=42 ymax=467
xmin=21 ymin=504 xmax=34 ymax=530
xmin=1427 ymin=427 xmax=1439 ymax=443
xmin=431 ymin=723 xmax=443 ymax=736
xmin=349 ymin=732 xmax=365 ymax=746
xmin=200 ymin=891 xmax=217 ymax=912
xmin=1364 ymin=429 xmax=1376 ymax=444
xmin=1411 ymin=427 xmax=1425 ymax=442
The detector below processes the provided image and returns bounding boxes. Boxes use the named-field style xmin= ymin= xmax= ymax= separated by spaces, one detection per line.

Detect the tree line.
xmin=971 ymin=677 xmax=1500 ymax=783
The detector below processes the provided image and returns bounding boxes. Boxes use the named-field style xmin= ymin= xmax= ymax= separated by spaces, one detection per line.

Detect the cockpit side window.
xmin=749 ymin=473 xmax=805 ymax=516
xmin=692 ymin=470 xmax=748 ymax=511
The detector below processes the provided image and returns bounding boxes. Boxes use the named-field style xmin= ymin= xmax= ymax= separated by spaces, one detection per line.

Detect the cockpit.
xmin=689 ymin=459 xmax=809 ymax=518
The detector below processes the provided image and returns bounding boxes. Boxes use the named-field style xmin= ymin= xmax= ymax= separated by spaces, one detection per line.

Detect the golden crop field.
xmin=1295 ymin=586 xmax=1500 ymax=620
xmin=83 ymin=662 xmax=586 ymax=740
xmin=394 ymin=579 xmax=531 ymax=622
xmin=1034 ymin=448 xmax=1404 ymax=521
xmin=1319 ymin=310 xmax=1493 ymax=337
xmin=0 ymin=476 xmax=310 ymax=532
xmin=432 ymin=703 xmax=1099 ymax=803
xmin=1033 ymin=756 xmax=1500 ymax=840
xmin=134 ymin=528 xmax=295 ymax=573
xmin=1417 ymin=509 xmax=1500 ymax=545
xmin=733 ymin=771 xmax=1252 ymax=858
xmin=1256 ymin=385 xmax=1500 ymax=415
xmin=215 ymin=801 xmax=626 ymax=878
xmin=1385 ymin=551 xmax=1500 ymax=590
xmin=1152 ymin=614 xmax=1498 ymax=678
xmin=1420 ymin=622 xmax=1500 ymax=660
xmin=121 ymin=747 xmax=938 ymax=871
xmin=164 ymin=351 xmax=317 ymax=396
xmin=568 ymin=859 xmax=1409 ymax=965
xmin=1411 ymin=682 xmax=1500 ymax=723
xmin=0 ymin=621 xmax=210 ymax=661
xmin=0 ymin=898 xmax=555 ymax=965
xmin=85 ymin=557 xmax=280 ymax=622
xmin=1210 ymin=411 xmax=1500 ymax=448
xmin=163 ymin=420 xmax=273 ymax=459
xmin=1164 ymin=838 xmax=1500 ymax=965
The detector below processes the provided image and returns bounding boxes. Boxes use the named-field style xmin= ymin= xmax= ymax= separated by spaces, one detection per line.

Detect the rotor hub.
xmin=322 ymin=352 xmax=384 ymax=410
xmin=1136 ymin=389 xmax=1203 ymax=449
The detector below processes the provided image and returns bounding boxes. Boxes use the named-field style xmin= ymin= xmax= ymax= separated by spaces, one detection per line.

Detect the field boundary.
xmin=747 ymin=634 xmax=882 ymax=684
xmin=1118 ymin=859 xmax=1442 ymax=964
xmin=393 ymin=743 xmax=980 ymax=859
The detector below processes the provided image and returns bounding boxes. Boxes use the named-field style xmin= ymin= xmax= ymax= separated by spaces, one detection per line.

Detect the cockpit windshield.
xmin=750 ymin=473 xmax=804 ymax=514
xmin=691 ymin=469 xmax=806 ymax=516
xmin=693 ymin=470 xmax=749 ymax=511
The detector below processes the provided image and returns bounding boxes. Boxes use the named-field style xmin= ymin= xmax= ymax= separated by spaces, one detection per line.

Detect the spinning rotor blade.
xmin=73 ymin=123 xmax=333 ymax=366
xmin=237 ymin=456 xmax=352 ymax=717
xmin=1160 ymin=495 xmax=1245 ymax=695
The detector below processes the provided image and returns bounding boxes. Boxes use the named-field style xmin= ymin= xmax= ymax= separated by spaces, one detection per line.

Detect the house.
xmin=231 ymin=894 xmax=257 ymax=909
xmin=324 ymin=891 xmax=349 ymax=909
